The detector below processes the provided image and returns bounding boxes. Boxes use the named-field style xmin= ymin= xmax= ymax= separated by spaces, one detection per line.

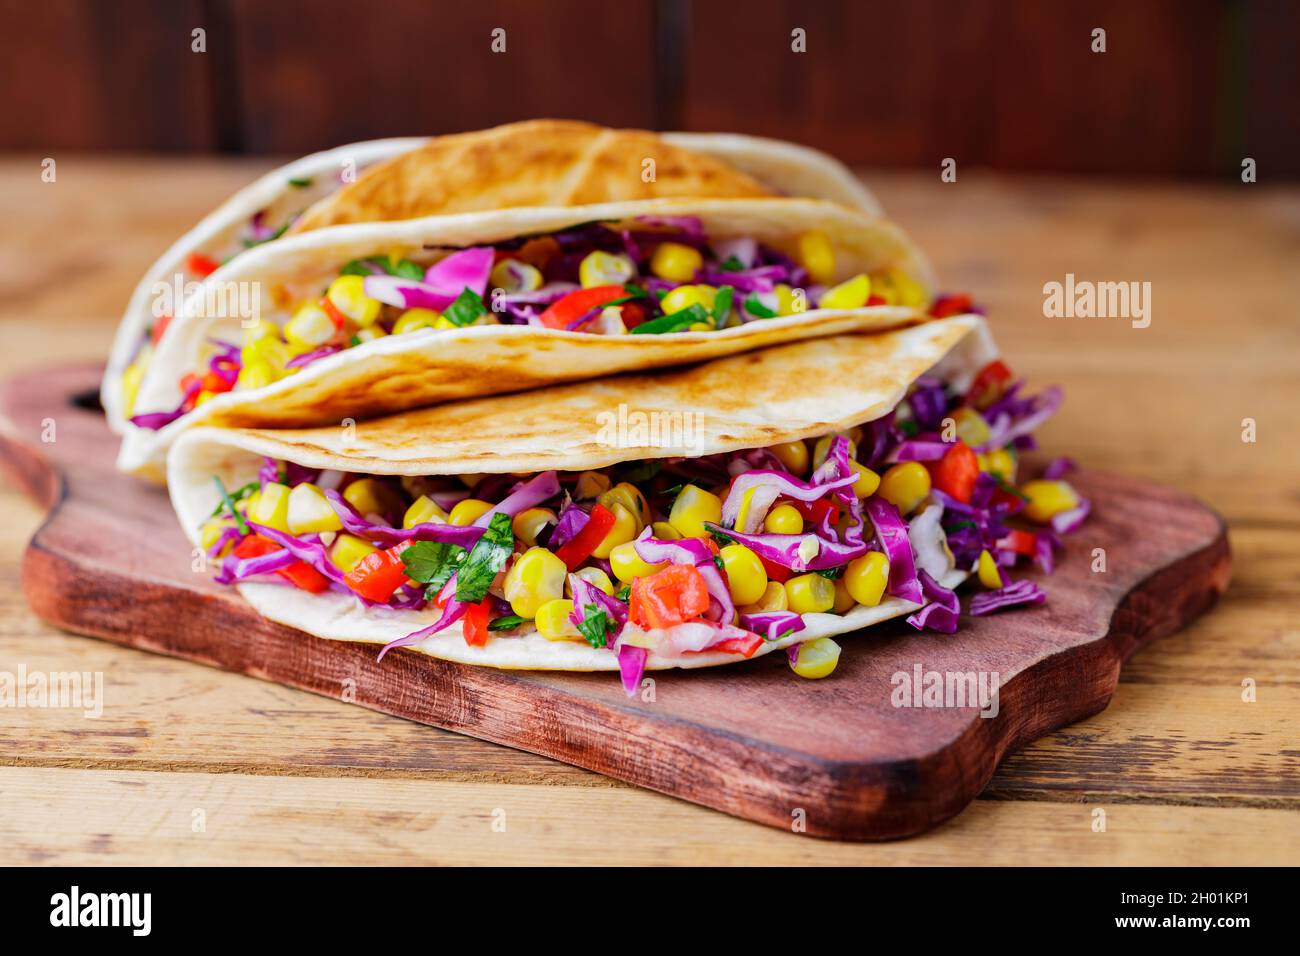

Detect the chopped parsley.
xmin=443 ymin=288 xmax=488 ymax=327
xmin=576 ymin=604 xmax=614 ymax=649
xmin=488 ymin=614 xmax=527 ymax=632
xmin=402 ymin=540 xmax=466 ymax=596
xmin=212 ymin=476 xmax=250 ymax=535
xmin=454 ymin=512 xmax=513 ymax=603
xmin=630 ymin=304 xmax=709 ymax=335
xmin=288 ymin=176 xmax=313 ymax=188
xmin=743 ymin=293 xmax=777 ymax=319
xmin=339 ymin=255 xmax=424 ymax=280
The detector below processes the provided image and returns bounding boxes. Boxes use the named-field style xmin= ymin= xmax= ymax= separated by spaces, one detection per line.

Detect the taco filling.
xmin=132 ymin=215 xmax=960 ymax=430
xmin=197 ymin=359 xmax=1082 ymax=692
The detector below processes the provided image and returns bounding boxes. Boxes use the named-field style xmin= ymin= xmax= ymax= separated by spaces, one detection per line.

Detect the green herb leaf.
xmin=946 ymin=519 xmax=978 ymax=532
xmin=815 ymin=565 xmax=845 ymax=580
xmin=719 ymin=255 xmax=745 ymax=272
xmin=349 ymin=334 xmax=361 ymax=347
xmin=712 ymin=285 xmax=734 ymax=327
xmin=339 ymin=255 xmax=424 ymax=280
xmin=616 ymin=584 xmax=631 ymax=602
xmin=287 ymin=176 xmax=313 ymax=188
xmin=619 ymin=460 xmax=662 ymax=484
xmin=660 ymin=482 xmax=685 ymax=499
xmin=898 ymin=419 xmax=920 ymax=438
xmin=630 ymin=304 xmax=709 ymax=335
xmin=242 ymin=219 xmax=291 ymax=249
xmin=443 ymin=288 xmax=488 ymax=327
xmin=402 ymin=540 xmax=466 ymax=594
xmin=213 ymin=476 xmax=249 ymax=535
xmin=576 ymin=604 xmax=613 ymax=649
xmin=743 ymin=293 xmax=777 ymax=319
xmin=208 ymin=480 xmax=258 ymax=519
xmin=706 ymin=527 xmax=736 ymax=547
xmin=488 ymin=614 xmax=527 ymax=632
xmin=455 ymin=512 xmax=513 ymax=603
xmin=713 ymin=555 xmax=726 ymax=572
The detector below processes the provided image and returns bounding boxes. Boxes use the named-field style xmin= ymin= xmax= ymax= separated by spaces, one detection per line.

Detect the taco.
xmin=106 ymin=120 xmax=879 ymax=435
xmin=119 ymin=196 xmax=942 ymax=478
xmin=168 ymin=317 xmax=1088 ymax=693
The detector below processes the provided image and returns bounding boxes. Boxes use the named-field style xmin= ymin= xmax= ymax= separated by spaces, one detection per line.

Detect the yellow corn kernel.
xmin=844 ymin=551 xmax=889 ymax=606
xmin=574 ymin=470 xmax=611 ymax=500
xmin=767 ymin=440 xmax=809 ymax=476
xmin=883 ymin=267 xmax=927 ymax=308
xmin=785 ymin=573 xmax=836 ymax=614
xmin=240 ymin=490 xmax=258 ymax=516
xmin=242 ymin=319 xmax=282 ymax=345
xmin=978 ymin=448 xmax=1017 ymax=483
xmin=287 ymin=482 xmax=344 ymax=534
xmin=718 ymin=544 xmax=768 ymax=605
xmin=248 ymin=481 xmax=291 ymax=533
xmin=951 ymin=407 xmax=992 ymax=448
xmin=196 ymin=389 xmax=222 ymax=407
xmin=579 ymin=250 xmax=636 ymax=288
xmin=330 ymin=533 xmax=377 ymax=573
xmin=668 ymin=484 xmax=723 ymax=539
xmin=849 ymin=460 xmax=882 ymax=498
xmin=343 ymin=478 xmax=398 ymax=519
xmin=879 ymin=462 xmax=932 ymax=515
xmin=512 ymin=507 xmax=556 ymax=547
xmin=789 ymin=637 xmax=841 ymax=679
xmin=649 ymin=242 xmax=703 ymax=283
xmin=503 ymin=547 xmax=567 ymax=619
xmin=650 ymin=520 xmax=681 ymax=540
xmin=535 ymin=599 xmax=580 ymax=640
xmin=796 ymin=230 xmax=836 ymax=284
xmin=739 ymin=581 xmax=789 ymax=615
xmin=590 ymin=502 xmax=638 ymax=559
xmin=819 ymin=273 xmax=870 ymax=310
xmin=609 ymin=540 xmax=667 ymax=583
xmin=242 ymin=336 xmax=291 ymax=373
xmin=490 ymin=258 xmax=543 ymax=294
xmin=199 ymin=518 xmax=232 ymax=555
xmin=120 ymin=361 xmax=145 ymax=418
xmin=687 ymin=321 xmax=711 ymax=332
xmin=1020 ymin=480 xmax=1081 ymax=523
xmin=392 ymin=308 xmax=441 ymax=334
xmin=598 ymin=482 xmax=650 ymax=533
xmin=569 ymin=566 xmax=615 ymax=597
xmin=774 ymin=283 xmax=807 ymax=315
xmin=326 ymin=274 xmax=382 ymax=326
xmin=285 ymin=301 xmax=336 ymax=348
xmin=660 ymin=284 xmax=715 ymax=316
xmin=448 ymin=498 xmax=494 ymax=527
xmin=354 ymin=325 xmax=388 ymax=344
xmin=235 ymin=360 xmax=278 ymax=392
xmin=832 ymin=577 xmax=856 ymax=613
xmin=812 ymin=434 xmax=857 ymax=469
xmin=404 ymin=495 xmax=449 ymax=529
xmin=977 ymin=549 xmax=1004 ymax=589
xmin=764 ymin=504 xmax=805 ymax=535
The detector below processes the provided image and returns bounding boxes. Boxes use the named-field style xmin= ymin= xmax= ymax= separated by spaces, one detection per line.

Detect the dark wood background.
xmin=3 ymin=0 xmax=1296 ymax=178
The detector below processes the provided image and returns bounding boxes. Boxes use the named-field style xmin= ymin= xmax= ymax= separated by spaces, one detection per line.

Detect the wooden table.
xmin=0 ymin=158 xmax=1296 ymax=864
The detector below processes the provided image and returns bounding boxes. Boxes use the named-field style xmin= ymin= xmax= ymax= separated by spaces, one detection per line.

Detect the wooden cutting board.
xmin=0 ymin=364 xmax=1230 ymax=841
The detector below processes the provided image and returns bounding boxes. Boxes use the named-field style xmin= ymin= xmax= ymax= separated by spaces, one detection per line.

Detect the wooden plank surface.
xmin=0 ymin=158 xmax=1296 ymax=862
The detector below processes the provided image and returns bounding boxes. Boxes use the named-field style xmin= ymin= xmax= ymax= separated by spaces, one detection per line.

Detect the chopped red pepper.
xmin=996 ymin=529 xmax=1037 ymax=556
xmin=965 ymin=359 xmax=1013 ymax=410
xmin=927 ymin=441 xmax=979 ymax=504
xmin=343 ymin=542 xmax=412 ymax=603
xmin=150 ymin=314 xmax=172 ymax=346
xmin=234 ymin=534 xmax=328 ymax=593
xmin=629 ymin=564 xmax=710 ymax=629
xmin=619 ymin=302 xmax=646 ymax=329
xmin=320 ymin=295 xmax=348 ymax=331
xmin=866 ymin=294 xmax=887 ymax=306
xmin=201 ymin=367 xmax=236 ymax=394
xmin=793 ymin=498 xmax=841 ymax=526
xmin=929 ymin=293 xmax=973 ymax=318
xmin=758 ymin=554 xmax=792 ymax=584
xmin=537 ymin=285 xmax=626 ymax=330
xmin=187 ymin=252 xmax=220 ymax=278
xmin=552 ymin=503 xmax=616 ymax=571
xmin=708 ymin=633 xmax=765 ymax=658
xmin=462 ymin=599 xmax=490 ymax=647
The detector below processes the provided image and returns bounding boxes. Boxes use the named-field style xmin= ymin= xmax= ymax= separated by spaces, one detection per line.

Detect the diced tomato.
xmin=965 ymin=359 xmax=1014 ymax=410
xmin=201 ymin=368 xmax=235 ymax=394
xmin=537 ymin=285 xmax=626 ymax=330
xmin=629 ymin=564 xmax=710 ymax=629
xmin=320 ymin=295 xmax=348 ymax=331
xmin=552 ymin=503 xmax=616 ymax=571
xmin=997 ymin=529 xmax=1037 ymax=556
xmin=929 ymin=293 xmax=973 ymax=318
xmin=187 ymin=253 xmax=220 ymax=278
xmin=343 ymin=542 xmax=412 ymax=603
xmin=151 ymin=314 xmax=173 ymax=346
xmin=927 ymin=441 xmax=979 ymax=504
xmin=794 ymin=498 xmax=841 ymax=526
xmin=461 ymin=599 xmax=490 ymax=647
xmin=866 ymin=294 xmax=887 ymax=306
xmin=699 ymin=536 xmax=720 ymax=557
xmin=758 ymin=554 xmax=791 ymax=584
xmin=234 ymin=533 xmax=328 ymax=593
xmin=619 ymin=302 xmax=646 ymax=329
xmin=709 ymin=633 xmax=765 ymax=658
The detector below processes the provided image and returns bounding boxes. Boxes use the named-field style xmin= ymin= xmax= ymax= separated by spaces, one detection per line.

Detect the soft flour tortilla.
xmin=287 ymin=120 xmax=881 ymax=234
xmin=168 ymin=317 xmax=996 ymax=672
xmin=120 ymin=196 xmax=939 ymax=479
xmin=105 ymin=121 xmax=881 ymax=433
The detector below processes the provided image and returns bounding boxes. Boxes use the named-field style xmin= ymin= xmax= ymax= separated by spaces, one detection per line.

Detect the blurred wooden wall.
xmin=2 ymin=0 xmax=1295 ymax=177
